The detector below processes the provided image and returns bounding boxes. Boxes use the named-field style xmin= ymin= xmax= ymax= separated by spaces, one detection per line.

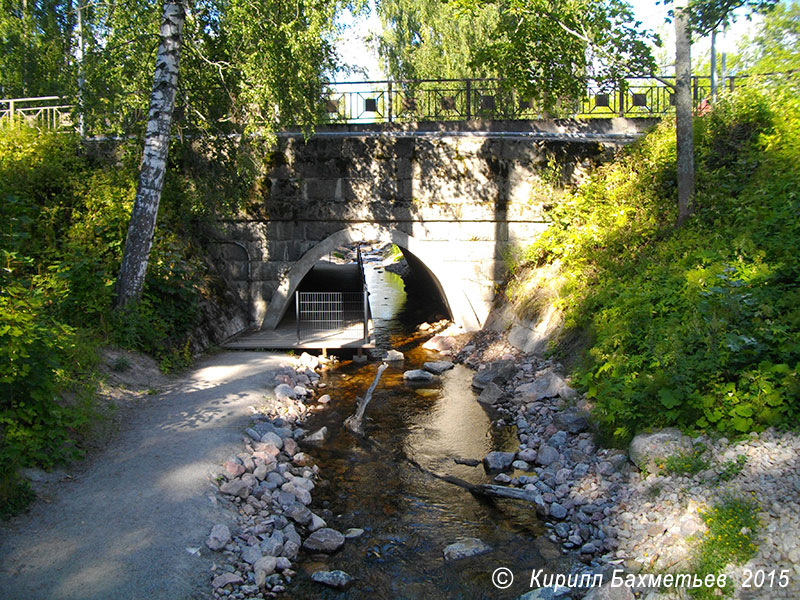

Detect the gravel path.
xmin=0 ymin=351 xmax=287 ymax=600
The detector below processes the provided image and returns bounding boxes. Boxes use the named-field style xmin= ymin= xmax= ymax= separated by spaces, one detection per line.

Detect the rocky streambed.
xmin=205 ymin=326 xmax=799 ymax=600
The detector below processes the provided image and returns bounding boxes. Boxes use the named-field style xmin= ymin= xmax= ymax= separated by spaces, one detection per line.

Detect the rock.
xmin=628 ymin=428 xmax=693 ymax=472
xmin=219 ymin=477 xmax=252 ymax=499
xmin=299 ymin=352 xmax=320 ymax=369
xmin=582 ymin=581 xmax=635 ymax=600
xmin=274 ymin=383 xmax=297 ymax=400
xmin=293 ymin=452 xmax=314 ymax=467
xmin=303 ymin=528 xmax=345 ymax=553
xmin=309 ymin=513 xmax=327 ymax=532
xmin=536 ymin=446 xmax=560 ymax=467
xmin=352 ymin=353 xmax=368 ymax=363
xmin=403 ymin=369 xmax=436 ymax=383
xmin=260 ymin=535 xmax=283 ymax=557
xmin=548 ymin=431 xmax=567 ymax=448
xmin=385 ymin=349 xmax=404 ymax=362
xmin=549 ymin=502 xmax=568 ymax=519
xmin=317 ymin=394 xmax=331 ymax=404
xmin=517 ymin=586 xmax=569 ymax=600
xmin=512 ymin=460 xmax=532 ymax=471
xmin=422 ymin=335 xmax=456 ymax=352
xmin=285 ymin=502 xmax=313 ymax=525
xmin=205 ymin=524 xmax=231 ymax=551
xmin=222 ymin=460 xmax=245 ymax=479
xmin=275 ymin=557 xmax=292 ymax=570
xmin=311 ymin=570 xmax=354 ymax=589
xmin=553 ymin=411 xmax=589 ymax=434
xmin=477 ymin=382 xmax=504 ymax=405
xmin=454 ymin=457 xmax=481 ymax=467
xmin=304 ymin=427 xmax=328 ymax=445
xmin=344 ymin=528 xmax=365 ymax=539
xmin=261 ymin=431 xmax=284 ymax=450
xmin=516 ymin=370 xmax=576 ymax=401
xmin=212 ymin=573 xmax=243 ymax=589
xmin=241 ymin=544 xmax=262 ymax=565
xmin=283 ymin=437 xmax=299 ymax=457
xmin=253 ymin=462 xmax=269 ymax=481
xmin=472 ymin=360 xmax=516 ymax=390
xmin=518 ymin=448 xmax=537 ymax=463
xmin=253 ymin=556 xmax=278 ymax=587
xmin=443 ymin=538 xmax=492 ymax=561
xmin=424 ymin=360 xmax=454 ymax=375
xmin=483 ymin=451 xmax=517 ymax=473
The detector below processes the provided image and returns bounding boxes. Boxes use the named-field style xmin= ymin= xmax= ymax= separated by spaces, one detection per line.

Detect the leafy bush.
xmin=508 ymin=84 xmax=800 ymax=443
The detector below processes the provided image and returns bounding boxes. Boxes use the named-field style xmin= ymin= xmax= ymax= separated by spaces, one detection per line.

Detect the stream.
xmin=290 ymin=260 xmax=573 ymax=599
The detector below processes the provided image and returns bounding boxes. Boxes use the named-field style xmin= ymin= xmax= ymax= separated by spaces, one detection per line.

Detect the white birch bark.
xmin=114 ymin=0 xmax=185 ymax=308
xmin=675 ymin=4 xmax=695 ymax=225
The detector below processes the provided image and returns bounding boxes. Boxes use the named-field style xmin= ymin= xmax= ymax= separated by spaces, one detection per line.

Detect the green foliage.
xmin=738 ymin=1 xmax=800 ymax=74
xmin=690 ymin=497 xmax=760 ymax=599
xmin=508 ymin=84 xmax=800 ymax=442
xmin=717 ymin=454 xmax=747 ymax=481
xmin=664 ymin=445 xmax=710 ymax=475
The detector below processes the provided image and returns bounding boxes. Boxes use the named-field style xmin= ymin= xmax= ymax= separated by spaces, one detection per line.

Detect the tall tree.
xmin=114 ymin=0 xmax=185 ymax=308
xmin=739 ymin=0 xmax=800 ymax=73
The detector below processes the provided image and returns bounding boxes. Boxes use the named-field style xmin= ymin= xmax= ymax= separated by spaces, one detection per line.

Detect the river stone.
xmin=403 ymin=369 xmax=436 ymax=383
xmin=253 ymin=556 xmax=278 ymax=587
xmin=443 ymin=537 xmax=492 ymax=561
xmin=309 ymin=512 xmax=327 ymax=532
xmin=472 ymin=360 xmax=516 ymax=390
xmin=422 ymin=335 xmax=456 ymax=352
xmin=274 ymin=383 xmax=296 ymax=401
xmin=213 ymin=573 xmax=243 ymax=589
xmin=553 ymin=411 xmax=590 ymax=434
xmin=385 ymin=349 xmax=404 ymax=361
xmin=483 ymin=451 xmax=516 ymax=473
xmin=223 ymin=460 xmax=245 ymax=479
xmin=285 ymin=502 xmax=312 ymax=525
xmin=311 ymin=570 xmax=354 ymax=589
xmin=477 ymin=382 xmax=503 ymax=405
xmin=536 ymin=445 xmax=560 ymax=467
xmin=512 ymin=460 xmax=532 ymax=471
xmin=424 ymin=360 xmax=454 ymax=375
xmin=344 ymin=528 xmax=365 ymax=539
xmin=518 ymin=586 xmax=569 ymax=600
xmin=518 ymin=448 xmax=537 ymax=463
xmin=516 ymin=370 xmax=576 ymax=401
xmin=283 ymin=437 xmax=299 ymax=457
xmin=260 ymin=535 xmax=283 ymax=557
xmin=241 ymin=544 xmax=262 ymax=565
xmin=582 ymin=581 xmax=634 ymax=600
xmin=282 ymin=540 xmax=300 ymax=560
xmin=549 ymin=502 xmax=568 ymax=520
xmin=628 ymin=428 xmax=693 ymax=472
xmin=299 ymin=352 xmax=320 ymax=369
xmin=219 ymin=477 xmax=252 ymax=499
xmin=261 ymin=431 xmax=284 ymax=450
xmin=303 ymin=528 xmax=345 ymax=553
xmin=304 ymin=427 xmax=328 ymax=445
xmin=205 ymin=524 xmax=231 ymax=551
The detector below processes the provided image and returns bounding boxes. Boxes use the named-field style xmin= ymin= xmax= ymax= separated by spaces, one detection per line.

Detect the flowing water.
xmin=290 ymin=262 xmax=572 ymax=599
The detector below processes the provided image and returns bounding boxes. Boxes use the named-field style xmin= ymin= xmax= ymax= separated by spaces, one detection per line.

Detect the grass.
xmin=663 ymin=445 xmax=710 ymax=476
xmin=690 ymin=496 xmax=760 ymax=599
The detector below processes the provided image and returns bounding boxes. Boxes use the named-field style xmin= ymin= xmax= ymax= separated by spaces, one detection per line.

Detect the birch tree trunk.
xmin=675 ymin=4 xmax=695 ymax=225
xmin=114 ymin=0 xmax=186 ymax=308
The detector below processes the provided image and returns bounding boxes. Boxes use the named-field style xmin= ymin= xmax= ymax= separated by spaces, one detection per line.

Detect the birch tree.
xmin=114 ymin=0 xmax=185 ymax=308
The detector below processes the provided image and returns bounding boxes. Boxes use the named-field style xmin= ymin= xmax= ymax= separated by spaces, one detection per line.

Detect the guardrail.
xmin=295 ymin=291 xmax=369 ymax=343
xmin=321 ymin=75 xmax=749 ymax=123
xmin=0 ymin=96 xmax=74 ymax=130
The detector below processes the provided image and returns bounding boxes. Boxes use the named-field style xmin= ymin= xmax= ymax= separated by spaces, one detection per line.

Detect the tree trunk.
xmin=114 ymin=0 xmax=185 ymax=308
xmin=675 ymin=4 xmax=695 ymax=225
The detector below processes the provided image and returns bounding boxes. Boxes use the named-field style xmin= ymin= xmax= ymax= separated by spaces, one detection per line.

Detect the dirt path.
xmin=0 ymin=351 xmax=287 ymax=600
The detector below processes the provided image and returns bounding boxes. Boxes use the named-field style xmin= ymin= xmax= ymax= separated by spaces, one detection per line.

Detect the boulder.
xmin=422 ymin=335 xmax=456 ymax=352
xmin=303 ymin=528 xmax=345 ymax=553
xmin=628 ymin=428 xmax=693 ymax=472
xmin=311 ymin=570 xmax=354 ymax=589
xmin=477 ymin=382 xmax=503 ymax=405
xmin=385 ymin=349 xmax=404 ymax=362
xmin=552 ymin=411 xmax=590 ymax=434
xmin=483 ymin=451 xmax=517 ymax=473
xmin=515 ymin=370 xmax=576 ymax=401
xmin=403 ymin=369 xmax=436 ymax=383
xmin=443 ymin=537 xmax=492 ymax=561
xmin=205 ymin=524 xmax=231 ymax=551
xmin=424 ymin=360 xmax=454 ymax=375
xmin=472 ymin=360 xmax=516 ymax=390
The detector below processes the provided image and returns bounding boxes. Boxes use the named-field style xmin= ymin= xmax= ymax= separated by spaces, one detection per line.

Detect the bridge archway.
xmin=261 ymin=224 xmax=484 ymax=332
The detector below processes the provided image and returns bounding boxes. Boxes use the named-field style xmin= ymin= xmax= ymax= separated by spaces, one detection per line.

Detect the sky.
xmin=333 ymin=0 xmax=766 ymax=81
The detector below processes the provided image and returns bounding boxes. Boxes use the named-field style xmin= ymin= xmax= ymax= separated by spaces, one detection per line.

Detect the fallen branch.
xmin=344 ymin=362 xmax=388 ymax=436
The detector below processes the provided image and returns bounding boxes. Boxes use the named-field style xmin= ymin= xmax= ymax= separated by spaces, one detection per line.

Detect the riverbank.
xmin=440 ymin=327 xmax=800 ymax=600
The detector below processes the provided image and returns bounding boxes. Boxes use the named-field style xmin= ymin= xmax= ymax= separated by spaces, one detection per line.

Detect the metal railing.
xmin=321 ymin=74 xmax=776 ymax=123
xmin=0 ymin=96 xmax=73 ymax=130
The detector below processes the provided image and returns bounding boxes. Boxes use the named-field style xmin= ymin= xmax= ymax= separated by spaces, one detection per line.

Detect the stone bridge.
xmin=212 ymin=118 xmax=657 ymax=334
